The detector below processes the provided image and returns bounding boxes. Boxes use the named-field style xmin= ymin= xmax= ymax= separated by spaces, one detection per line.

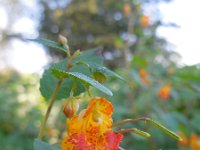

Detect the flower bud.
xmin=62 ymin=98 xmax=79 ymax=118
xmin=72 ymin=50 xmax=81 ymax=58
xmin=58 ymin=35 xmax=68 ymax=45
xmin=123 ymin=3 xmax=131 ymax=16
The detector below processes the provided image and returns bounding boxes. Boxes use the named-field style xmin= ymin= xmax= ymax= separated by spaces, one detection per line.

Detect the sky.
xmin=0 ymin=0 xmax=200 ymax=73
xmin=157 ymin=0 xmax=200 ymax=66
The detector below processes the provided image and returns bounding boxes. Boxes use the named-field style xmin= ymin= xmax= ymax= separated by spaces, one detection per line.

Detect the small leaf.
xmin=40 ymin=68 xmax=85 ymax=100
xmin=131 ymin=128 xmax=151 ymax=138
xmin=34 ymin=139 xmax=60 ymax=150
xmin=146 ymin=118 xmax=182 ymax=141
xmin=73 ymin=48 xmax=103 ymax=65
xmin=29 ymin=38 xmax=68 ymax=53
xmin=77 ymin=62 xmax=124 ymax=81
xmin=39 ymin=49 xmax=102 ymax=100
xmin=51 ymin=68 xmax=113 ymax=96
xmin=72 ymin=49 xmax=124 ymax=81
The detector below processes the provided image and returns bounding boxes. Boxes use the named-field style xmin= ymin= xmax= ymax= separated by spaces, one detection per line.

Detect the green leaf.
xmin=39 ymin=49 xmax=113 ymax=100
xmin=191 ymin=113 xmax=200 ymax=132
xmin=175 ymin=66 xmax=200 ymax=82
xmin=39 ymin=58 xmax=87 ymax=100
xmin=132 ymin=55 xmax=147 ymax=68
xmin=34 ymin=139 xmax=60 ymax=150
xmin=51 ymin=68 xmax=113 ymax=96
xmin=146 ymin=118 xmax=182 ymax=141
xmin=29 ymin=38 xmax=68 ymax=53
xmin=73 ymin=48 xmax=103 ymax=65
xmin=72 ymin=49 xmax=124 ymax=80
xmin=74 ymin=58 xmax=124 ymax=81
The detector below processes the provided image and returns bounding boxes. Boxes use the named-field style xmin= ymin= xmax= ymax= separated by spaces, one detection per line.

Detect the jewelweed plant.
xmin=32 ymin=35 xmax=181 ymax=150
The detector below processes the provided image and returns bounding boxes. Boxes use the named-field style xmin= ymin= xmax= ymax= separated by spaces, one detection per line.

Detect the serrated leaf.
xmin=39 ymin=49 xmax=104 ymax=100
xmin=30 ymin=38 xmax=67 ymax=53
xmin=72 ymin=49 xmax=124 ymax=80
xmin=51 ymin=68 xmax=113 ymax=96
xmin=39 ymin=58 xmax=86 ymax=100
xmin=34 ymin=139 xmax=60 ymax=150
xmin=146 ymin=118 xmax=182 ymax=141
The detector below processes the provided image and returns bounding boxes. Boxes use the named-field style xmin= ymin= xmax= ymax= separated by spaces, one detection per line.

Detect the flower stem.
xmin=112 ymin=117 xmax=148 ymax=128
xmin=38 ymin=35 xmax=72 ymax=140
xmin=116 ymin=128 xmax=151 ymax=138
xmin=38 ymin=78 xmax=63 ymax=140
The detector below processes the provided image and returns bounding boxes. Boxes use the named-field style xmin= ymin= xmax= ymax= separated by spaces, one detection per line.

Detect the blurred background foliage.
xmin=0 ymin=0 xmax=200 ymax=150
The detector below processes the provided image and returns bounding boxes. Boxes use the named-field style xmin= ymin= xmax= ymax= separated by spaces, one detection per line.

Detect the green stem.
xmin=38 ymin=36 xmax=72 ymax=140
xmin=112 ymin=117 xmax=148 ymax=128
xmin=38 ymin=78 xmax=63 ymax=140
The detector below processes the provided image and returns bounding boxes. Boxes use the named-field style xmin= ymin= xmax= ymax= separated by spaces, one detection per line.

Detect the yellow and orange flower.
xmin=190 ymin=133 xmax=200 ymax=150
xmin=61 ymin=97 xmax=123 ymax=150
xmin=158 ymin=84 xmax=171 ymax=100
xmin=178 ymin=132 xmax=200 ymax=150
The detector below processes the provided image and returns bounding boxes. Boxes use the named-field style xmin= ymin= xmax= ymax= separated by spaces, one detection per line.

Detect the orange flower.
xmin=139 ymin=68 xmax=149 ymax=85
xmin=140 ymin=15 xmax=149 ymax=28
xmin=177 ymin=132 xmax=200 ymax=150
xmin=61 ymin=97 xmax=123 ymax=150
xmin=158 ymin=84 xmax=171 ymax=100
xmin=190 ymin=133 xmax=200 ymax=150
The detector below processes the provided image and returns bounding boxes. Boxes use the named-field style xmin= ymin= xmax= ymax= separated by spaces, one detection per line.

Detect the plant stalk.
xmin=112 ymin=117 xmax=148 ymax=128
xmin=38 ymin=78 xmax=63 ymax=139
xmin=38 ymin=36 xmax=72 ymax=140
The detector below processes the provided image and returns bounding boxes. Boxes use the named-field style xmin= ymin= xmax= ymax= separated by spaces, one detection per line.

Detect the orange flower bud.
xmin=140 ymin=15 xmax=149 ymax=28
xmin=139 ymin=68 xmax=149 ymax=85
xmin=123 ymin=3 xmax=131 ymax=16
xmin=62 ymin=98 xmax=79 ymax=118
xmin=158 ymin=84 xmax=171 ymax=100
xmin=139 ymin=68 xmax=147 ymax=78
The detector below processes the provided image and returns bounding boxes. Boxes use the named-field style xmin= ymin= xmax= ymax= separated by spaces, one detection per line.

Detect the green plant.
xmin=32 ymin=35 xmax=181 ymax=150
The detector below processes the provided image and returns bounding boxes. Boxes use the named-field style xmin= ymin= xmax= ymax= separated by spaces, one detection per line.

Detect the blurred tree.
xmin=1 ymin=0 xmax=200 ymax=149
xmin=0 ymin=69 xmax=44 ymax=150
xmin=39 ymin=0 xmax=172 ymax=67
xmin=0 ymin=0 xmax=41 ymax=44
